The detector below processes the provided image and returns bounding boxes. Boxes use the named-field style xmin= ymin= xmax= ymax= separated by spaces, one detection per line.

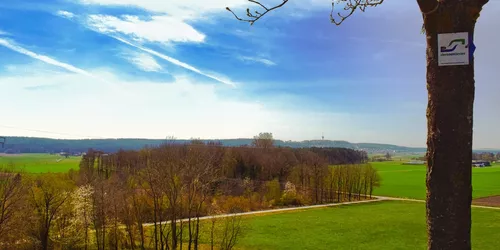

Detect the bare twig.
xmin=227 ymin=0 xmax=384 ymax=26
xmin=226 ymin=0 xmax=289 ymax=25
xmin=330 ymin=0 xmax=385 ymax=25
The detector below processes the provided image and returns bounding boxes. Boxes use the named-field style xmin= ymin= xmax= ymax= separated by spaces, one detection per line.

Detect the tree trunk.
xmin=418 ymin=0 xmax=488 ymax=249
xmin=41 ymin=229 xmax=49 ymax=250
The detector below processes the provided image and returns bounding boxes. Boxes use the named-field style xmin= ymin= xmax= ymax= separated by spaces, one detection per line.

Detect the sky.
xmin=0 ymin=0 xmax=499 ymax=148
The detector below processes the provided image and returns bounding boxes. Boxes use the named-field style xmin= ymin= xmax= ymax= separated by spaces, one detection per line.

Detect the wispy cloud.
xmin=56 ymin=10 xmax=75 ymax=19
xmin=238 ymin=56 xmax=276 ymax=66
xmin=0 ymin=38 xmax=95 ymax=77
xmin=79 ymin=0 xmax=249 ymax=19
xmin=0 ymin=29 xmax=9 ymax=36
xmin=113 ymin=36 xmax=236 ymax=87
xmin=122 ymin=51 xmax=163 ymax=72
xmin=0 ymin=38 xmax=124 ymax=93
xmin=87 ymin=15 xmax=205 ymax=44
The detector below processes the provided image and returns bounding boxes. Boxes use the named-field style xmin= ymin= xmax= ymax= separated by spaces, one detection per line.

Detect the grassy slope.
xmin=0 ymin=154 xmax=80 ymax=173
xmin=372 ymin=161 xmax=500 ymax=200
xmin=232 ymin=201 xmax=500 ymax=250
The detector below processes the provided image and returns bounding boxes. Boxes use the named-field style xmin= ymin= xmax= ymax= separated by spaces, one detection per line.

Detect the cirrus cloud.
xmin=79 ymin=0 xmax=249 ymax=19
xmin=56 ymin=10 xmax=76 ymax=19
xmin=87 ymin=15 xmax=205 ymax=44
xmin=238 ymin=56 xmax=276 ymax=66
xmin=122 ymin=51 xmax=163 ymax=72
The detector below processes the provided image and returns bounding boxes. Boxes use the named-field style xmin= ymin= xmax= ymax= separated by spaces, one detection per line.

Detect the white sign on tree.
xmin=438 ymin=32 xmax=470 ymax=66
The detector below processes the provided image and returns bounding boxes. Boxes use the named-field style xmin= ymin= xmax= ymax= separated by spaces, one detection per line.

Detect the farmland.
xmin=372 ymin=161 xmax=500 ymax=200
xmin=1 ymin=153 xmax=500 ymax=249
xmin=192 ymin=200 xmax=500 ymax=250
xmin=0 ymin=153 xmax=80 ymax=173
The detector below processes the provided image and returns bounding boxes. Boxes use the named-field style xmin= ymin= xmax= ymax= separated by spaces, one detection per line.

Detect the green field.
xmin=373 ymin=161 xmax=500 ymax=200
xmin=212 ymin=201 xmax=499 ymax=250
xmin=0 ymin=153 xmax=80 ymax=173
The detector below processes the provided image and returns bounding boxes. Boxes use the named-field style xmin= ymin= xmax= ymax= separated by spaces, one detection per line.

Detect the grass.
xmin=372 ymin=161 xmax=500 ymax=200
xmin=140 ymin=200 xmax=500 ymax=250
xmin=206 ymin=200 xmax=500 ymax=250
xmin=0 ymin=153 xmax=80 ymax=173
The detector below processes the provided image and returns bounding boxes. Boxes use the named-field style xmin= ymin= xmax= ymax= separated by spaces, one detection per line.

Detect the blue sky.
xmin=0 ymin=0 xmax=499 ymax=148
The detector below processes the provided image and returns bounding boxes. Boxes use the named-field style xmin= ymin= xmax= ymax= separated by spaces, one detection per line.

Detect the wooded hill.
xmin=2 ymin=136 xmax=427 ymax=154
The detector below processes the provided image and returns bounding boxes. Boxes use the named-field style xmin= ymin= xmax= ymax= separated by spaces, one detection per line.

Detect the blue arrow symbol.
xmin=469 ymin=34 xmax=476 ymax=61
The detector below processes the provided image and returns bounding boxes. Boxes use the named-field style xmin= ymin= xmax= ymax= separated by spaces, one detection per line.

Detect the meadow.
xmin=2 ymin=153 xmax=500 ymax=249
xmin=0 ymin=153 xmax=80 ymax=173
xmin=192 ymin=200 xmax=500 ymax=250
xmin=372 ymin=161 xmax=500 ymax=200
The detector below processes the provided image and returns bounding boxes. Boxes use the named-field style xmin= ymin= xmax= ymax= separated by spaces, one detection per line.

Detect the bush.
xmin=220 ymin=196 xmax=252 ymax=213
xmin=280 ymin=182 xmax=302 ymax=206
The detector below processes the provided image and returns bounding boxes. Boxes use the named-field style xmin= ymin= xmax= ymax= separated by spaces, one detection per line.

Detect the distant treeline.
xmin=82 ymin=144 xmax=369 ymax=182
xmin=473 ymin=152 xmax=500 ymax=162
xmin=1 ymin=136 xmax=427 ymax=154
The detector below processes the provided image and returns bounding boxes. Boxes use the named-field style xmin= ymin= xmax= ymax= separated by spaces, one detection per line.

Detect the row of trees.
xmin=0 ymin=142 xmax=379 ymax=249
xmin=473 ymin=152 xmax=500 ymax=162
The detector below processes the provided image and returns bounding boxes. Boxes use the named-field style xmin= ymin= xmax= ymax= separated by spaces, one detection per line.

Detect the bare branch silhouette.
xmin=226 ymin=0 xmax=289 ymax=25
xmin=226 ymin=0 xmax=385 ymax=26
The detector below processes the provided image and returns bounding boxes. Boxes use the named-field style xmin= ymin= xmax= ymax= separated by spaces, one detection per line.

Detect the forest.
xmin=0 ymin=139 xmax=379 ymax=249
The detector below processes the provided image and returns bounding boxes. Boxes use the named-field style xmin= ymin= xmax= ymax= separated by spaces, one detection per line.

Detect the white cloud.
xmin=56 ymin=10 xmax=75 ymax=19
xmin=239 ymin=56 xmax=276 ymax=66
xmin=79 ymin=0 xmax=249 ymax=19
xmin=114 ymin=37 xmax=236 ymax=86
xmin=123 ymin=51 xmax=163 ymax=72
xmin=0 ymin=29 xmax=8 ymax=36
xmin=87 ymin=14 xmax=205 ymax=43
xmin=0 ymin=38 xmax=95 ymax=78
xmin=0 ymin=38 xmax=128 ymax=95
xmin=0 ymin=67 xmax=360 ymax=141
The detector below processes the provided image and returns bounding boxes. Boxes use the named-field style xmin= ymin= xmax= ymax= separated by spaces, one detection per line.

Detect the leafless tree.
xmin=219 ymin=216 xmax=244 ymax=250
xmin=252 ymin=132 xmax=274 ymax=149
xmin=0 ymin=168 xmax=26 ymax=246
xmin=28 ymin=174 xmax=73 ymax=250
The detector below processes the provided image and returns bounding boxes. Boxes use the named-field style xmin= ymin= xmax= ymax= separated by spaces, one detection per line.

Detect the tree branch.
xmin=330 ymin=0 xmax=385 ymax=26
xmin=227 ymin=0 xmax=384 ymax=26
xmin=226 ymin=0 xmax=289 ymax=25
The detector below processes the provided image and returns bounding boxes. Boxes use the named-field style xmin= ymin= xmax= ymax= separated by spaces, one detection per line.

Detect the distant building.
xmin=472 ymin=160 xmax=491 ymax=167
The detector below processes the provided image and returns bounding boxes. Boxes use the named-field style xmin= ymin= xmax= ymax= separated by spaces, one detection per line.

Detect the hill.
xmin=0 ymin=136 xmax=428 ymax=154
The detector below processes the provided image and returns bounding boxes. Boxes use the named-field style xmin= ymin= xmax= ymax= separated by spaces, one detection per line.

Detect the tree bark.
xmin=418 ymin=0 xmax=488 ymax=249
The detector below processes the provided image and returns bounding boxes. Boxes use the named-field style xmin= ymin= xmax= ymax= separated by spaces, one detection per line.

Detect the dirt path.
xmin=142 ymin=195 xmax=500 ymax=228
xmin=143 ymin=197 xmax=388 ymax=227
xmin=373 ymin=195 xmax=500 ymax=210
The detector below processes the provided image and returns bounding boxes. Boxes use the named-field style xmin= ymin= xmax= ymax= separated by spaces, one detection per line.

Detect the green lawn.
xmin=230 ymin=201 xmax=500 ymax=250
xmin=0 ymin=153 xmax=80 ymax=173
xmin=372 ymin=161 xmax=500 ymax=200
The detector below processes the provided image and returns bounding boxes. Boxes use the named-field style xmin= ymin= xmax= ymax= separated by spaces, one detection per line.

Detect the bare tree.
xmin=227 ymin=0 xmax=491 ymax=248
xmin=140 ymin=149 xmax=164 ymax=250
xmin=28 ymin=174 xmax=73 ymax=250
xmin=252 ymin=132 xmax=274 ymax=149
xmin=384 ymin=152 xmax=392 ymax=161
xmin=219 ymin=216 xmax=244 ymax=250
xmin=0 ymin=168 xmax=26 ymax=247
